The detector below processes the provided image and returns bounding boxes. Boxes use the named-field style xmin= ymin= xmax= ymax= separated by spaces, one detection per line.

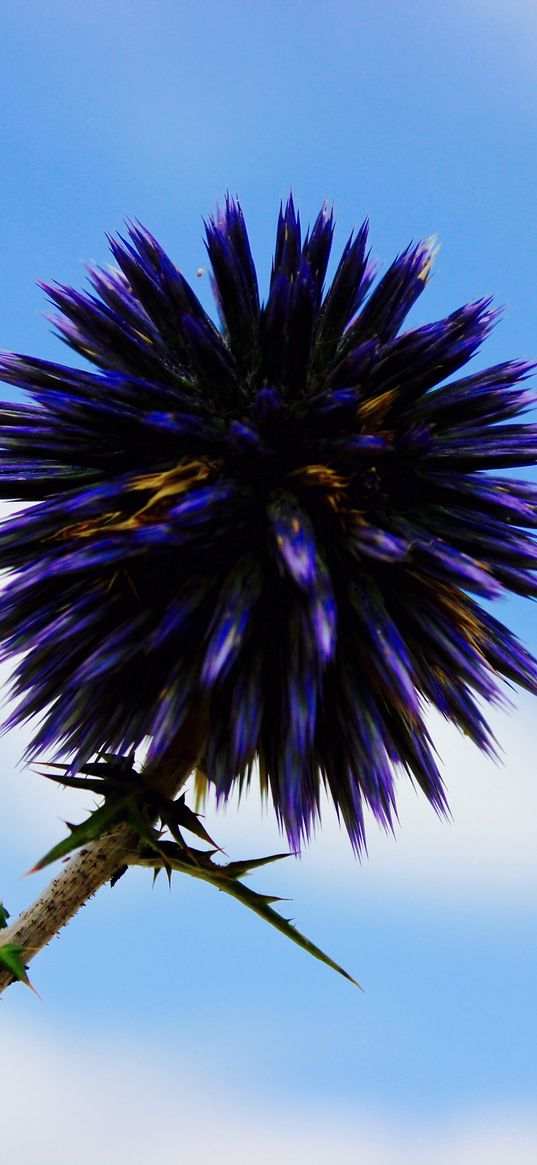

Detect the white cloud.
xmin=1 ymin=1019 xmax=536 ymax=1165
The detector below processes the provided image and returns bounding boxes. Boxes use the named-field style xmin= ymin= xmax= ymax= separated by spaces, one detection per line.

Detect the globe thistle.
xmin=0 ymin=195 xmax=536 ymax=856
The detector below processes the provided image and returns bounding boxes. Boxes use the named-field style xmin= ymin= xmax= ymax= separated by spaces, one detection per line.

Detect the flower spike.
xmin=0 ymin=197 xmax=536 ymax=855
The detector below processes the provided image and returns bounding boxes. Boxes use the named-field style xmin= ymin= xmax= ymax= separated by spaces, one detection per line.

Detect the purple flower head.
xmin=1 ymin=195 xmax=537 ymax=853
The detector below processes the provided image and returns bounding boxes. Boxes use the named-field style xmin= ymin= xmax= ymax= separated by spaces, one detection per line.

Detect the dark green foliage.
xmin=31 ymin=756 xmax=359 ymax=985
xmin=0 ymin=944 xmax=37 ymax=994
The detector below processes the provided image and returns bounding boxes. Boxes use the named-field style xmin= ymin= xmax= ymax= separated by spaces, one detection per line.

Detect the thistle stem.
xmin=0 ymin=702 xmax=210 ymax=995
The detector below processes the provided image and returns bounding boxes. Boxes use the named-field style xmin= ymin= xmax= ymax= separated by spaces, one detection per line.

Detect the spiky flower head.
xmin=0 ymin=196 xmax=536 ymax=853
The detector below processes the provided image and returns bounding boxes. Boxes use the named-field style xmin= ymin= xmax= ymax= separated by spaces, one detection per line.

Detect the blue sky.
xmin=1 ymin=2 xmax=536 ymax=1161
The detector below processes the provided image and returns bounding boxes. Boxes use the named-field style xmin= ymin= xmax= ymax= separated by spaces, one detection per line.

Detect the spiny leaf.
xmin=110 ymin=863 xmax=128 ymax=888
xmin=27 ymin=794 xmax=135 ymax=874
xmin=0 ymin=902 xmax=10 ymax=929
xmin=0 ymin=944 xmax=39 ymax=995
xmin=159 ymin=793 xmax=222 ymax=850
xmin=28 ymin=756 xmax=361 ymax=986
xmin=222 ymin=852 xmax=292 ymax=877
xmin=34 ymin=763 xmax=137 ymax=797
xmin=35 ymin=768 xmax=116 ymax=795
xmin=124 ymin=799 xmax=174 ymax=873
xmin=203 ymin=869 xmax=361 ymax=988
xmin=41 ymin=753 xmax=136 ymax=778
xmin=33 ymin=756 xmax=226 ymax=872
xmin=125 ymin=797 xmax=159 ymax=848
xmin=136 ymin=841 xmax=361 ymax=988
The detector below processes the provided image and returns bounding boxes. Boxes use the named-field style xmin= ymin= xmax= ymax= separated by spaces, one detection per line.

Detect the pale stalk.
xmin=0 ymin=702 xmax=209 ymax=994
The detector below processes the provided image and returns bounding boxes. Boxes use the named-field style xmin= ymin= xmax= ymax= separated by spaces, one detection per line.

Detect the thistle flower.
xmin=0 ymin=196 xmax=536 ymax=855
